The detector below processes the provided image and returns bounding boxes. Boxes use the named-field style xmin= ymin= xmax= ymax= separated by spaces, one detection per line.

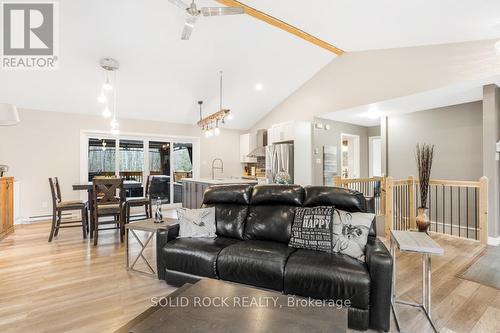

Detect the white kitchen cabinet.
xmin=268 ymin=122 xmax=294 ymax=144
xmin=267 ymin=121 xmax=313 ymax=186
xmin=239 ymin=133 xmax=257 ymax=163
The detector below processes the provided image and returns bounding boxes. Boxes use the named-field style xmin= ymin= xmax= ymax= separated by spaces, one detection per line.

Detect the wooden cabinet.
xmin=0 ymin=177 xmax=14 ymax=240
xmin=182 ymin=181 xmax=209 ymax=209
xmin=239 ymin=133 xmax=257 ymax=163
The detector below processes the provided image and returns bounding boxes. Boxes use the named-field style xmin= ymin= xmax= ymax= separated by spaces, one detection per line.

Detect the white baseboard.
xmin=488 ymin=236 xmax=500 ymax=246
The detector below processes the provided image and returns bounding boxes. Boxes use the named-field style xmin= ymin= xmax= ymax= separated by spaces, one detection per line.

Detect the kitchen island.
xmin=181 ymin=178 xmax=257 ymax=209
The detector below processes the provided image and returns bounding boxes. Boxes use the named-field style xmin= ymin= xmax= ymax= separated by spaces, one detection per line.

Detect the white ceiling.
xmin=319 ymin=76 xmax=500 ymax=126
xmin=1 ymin=0 xmax=500 ymax=129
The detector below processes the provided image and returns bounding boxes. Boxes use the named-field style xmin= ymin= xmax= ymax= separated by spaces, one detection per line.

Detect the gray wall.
xmin=313 ymin=118 xmax=373 ymax=185
xmin=387 ymin=101 xmax=483 ymax=180
xmin=482 ymin=85 xmax=500 ymax=238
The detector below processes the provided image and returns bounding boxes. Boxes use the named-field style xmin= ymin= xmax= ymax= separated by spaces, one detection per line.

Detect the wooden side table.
xmin=390 ymin=230 xmax=444 ymax=333
xmin=125 ymin=218 xmax=178 ymax=276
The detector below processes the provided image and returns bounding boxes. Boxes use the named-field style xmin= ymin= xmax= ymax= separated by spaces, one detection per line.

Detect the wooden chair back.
xmin=92 ymin=178 xmax=124 ymax=206
xmin=48 ymin=178 xmax=62 ymax=208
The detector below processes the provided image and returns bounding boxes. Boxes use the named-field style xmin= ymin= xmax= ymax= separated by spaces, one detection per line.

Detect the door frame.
xmin=340 ymin=133 xmax=360 ymax=179
xmin=369 ymin=136 xmax=382 ymax=177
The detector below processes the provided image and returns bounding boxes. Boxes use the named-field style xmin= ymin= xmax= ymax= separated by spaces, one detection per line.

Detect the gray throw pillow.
xmin=288 ymin=206 xmax=335 ymax=253
xmin=288 ymin=206 xmax=374 ymax=261
xmin=331 ymin=209 xmax=374 ymax=261
xmin=176 ymin=207 xmax=216 ymax=238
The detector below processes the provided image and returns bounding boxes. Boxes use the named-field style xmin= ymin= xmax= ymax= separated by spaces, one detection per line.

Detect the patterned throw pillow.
xmin=289 ymin=206 xmax=335 ymax=253
xmin=331 ymin=209 xmax=374 ymax=261
xmin=288 ymin=206 xmax=375 ymax=261
xmin=176 ymin=207 xmax=216 ymax=238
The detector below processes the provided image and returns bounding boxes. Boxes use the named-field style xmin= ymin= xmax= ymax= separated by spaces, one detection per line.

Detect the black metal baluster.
xmin=442 ymin=185 xmax=445 ymax=234
xmin=474 ymin=188 xmax=478 ymax=240
xmin=450 ymin=186 xmax=453 ymax=236
xmin=466 ymin=187 xmax=469 ymax=239
xmin=458 ymin=187 xmax=461 ymax=238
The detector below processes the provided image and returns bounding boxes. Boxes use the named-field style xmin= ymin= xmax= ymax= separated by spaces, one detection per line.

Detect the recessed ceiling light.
xmin=255 ymin=83 xmax=263 ymax=91
xmin=361 ymin=107 xmax=387 ymax=119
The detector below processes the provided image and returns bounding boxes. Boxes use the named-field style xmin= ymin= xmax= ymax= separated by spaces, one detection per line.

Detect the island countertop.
xmin=180 ymin=178 xmax=258 ymax=185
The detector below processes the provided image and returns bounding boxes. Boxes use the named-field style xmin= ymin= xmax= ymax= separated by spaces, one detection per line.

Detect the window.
xmin=84 ymin=133 xmax=197 ymax=205
xmin=88 ymin=138 xmax=116 ymax=181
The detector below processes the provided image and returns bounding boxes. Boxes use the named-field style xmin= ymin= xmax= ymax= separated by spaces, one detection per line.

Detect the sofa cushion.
xmin=250 ymin=185 xmax=304 ymax=206
xmin=203 ymin=184 xmax=253 ymax=205
xmin=217 ymin=240 xmax=296 ymax=291
xmin=284 ymin=249 xmax=371 ymax=309
xmin=303 ymin=186 xmax=367 ymax=212
xmin=245 ymin=185 xmax=304 ymax=243
xmin=164 ymin=237 xmax=239 ymax=278
xmin=202 ymin=185 xmax=253 ymax=240
xmin=303 ymin=186 xmax=376 ymax=237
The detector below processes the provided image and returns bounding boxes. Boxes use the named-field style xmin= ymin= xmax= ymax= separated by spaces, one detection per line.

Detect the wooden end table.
xmin=125 ymin=218 xmax=178 ymax=276
xmin=390 ymin=230 xmax=444 ymax=333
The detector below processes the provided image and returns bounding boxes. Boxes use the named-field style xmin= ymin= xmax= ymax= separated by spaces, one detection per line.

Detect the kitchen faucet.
xmin=211 ymin=158 xmax=224 ymax=180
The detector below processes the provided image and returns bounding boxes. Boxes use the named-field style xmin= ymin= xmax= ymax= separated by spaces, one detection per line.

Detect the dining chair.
xmin=48 ymin=177 xmax=88 ymax=242
xmin=125 ymin=176 xmax=151 ymax=222
xmin=92 ymin=177 xmax=125 ymax=246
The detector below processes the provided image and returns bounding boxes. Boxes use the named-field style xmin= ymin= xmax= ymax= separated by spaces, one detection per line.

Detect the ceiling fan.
xmin=168 ymin=0 xmax=244 ymax=40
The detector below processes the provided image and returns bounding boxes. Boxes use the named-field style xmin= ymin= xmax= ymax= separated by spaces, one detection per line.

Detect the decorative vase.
xmin=154 ymin=197 xmax=163 ymax=223
xmin=416 ymin=207 xmax=430 ymax=233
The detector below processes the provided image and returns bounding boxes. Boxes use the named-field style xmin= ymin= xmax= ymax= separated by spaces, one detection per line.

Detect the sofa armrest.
xmin=365 ymin=236 xmax=393 ymax=332
xmin=156 ymin=224 xmax=179 ymax=280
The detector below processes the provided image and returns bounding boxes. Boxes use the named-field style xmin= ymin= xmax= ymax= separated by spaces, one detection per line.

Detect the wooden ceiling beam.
xmin=215 ymin=0 xmax=344 ymax=55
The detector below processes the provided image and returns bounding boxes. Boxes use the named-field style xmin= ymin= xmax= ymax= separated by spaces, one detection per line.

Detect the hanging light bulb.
xmin=102 ymin=106 xmax=111 ymax=118
xmin=101 ymin=140 xmax=107 ymax=151
xmin=204 ymin=130 xmax=210 ymax=138
xmin=103 ymin=76 xmax=113 ymax=91
xmin=110 ymin=118 xmax=119 ymax=129
xmin=214 ymin=120 xmax=220 ymax=136
xmin=226 ymin=113 xmax=233 ymax=121
xmin=97 ymin=91 xmax=107 ymax=104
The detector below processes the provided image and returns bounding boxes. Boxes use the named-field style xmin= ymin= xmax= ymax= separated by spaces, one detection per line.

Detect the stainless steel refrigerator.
xmin=265 ymin=143 xmax=294 ymax=184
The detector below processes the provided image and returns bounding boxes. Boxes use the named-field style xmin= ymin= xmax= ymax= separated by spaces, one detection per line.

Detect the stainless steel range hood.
xmin=247 ymin=129 xmax=267 ymax=158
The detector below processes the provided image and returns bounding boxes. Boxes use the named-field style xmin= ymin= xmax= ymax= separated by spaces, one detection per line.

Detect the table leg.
xmin=88 ymin=189 xmax=94 ymax=237
xmin=130 ymin=230 xmax=156 ymax=275
xmin=422 ymin=253 xmax=427 ymax=310
xmin=126 ymin=228 xmax=129 ymax=269
xmin=390 ymin=235 xmax=402 ymax=332
xmin=427 ymin=254 xmax=432 ymax=316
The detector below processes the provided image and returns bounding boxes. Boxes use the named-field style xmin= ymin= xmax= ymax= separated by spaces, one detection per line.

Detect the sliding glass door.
xmin=84 ymin=133 xmax=198 ymax=207
xmin=172 ymin=143 xmax=193 ymax=203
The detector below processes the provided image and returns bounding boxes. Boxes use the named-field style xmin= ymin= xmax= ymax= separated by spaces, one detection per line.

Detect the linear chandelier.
xmin=198 ymin=71 xmax=233 ymax=137
xmin=97 ymin=57 xmax=120 ymax=135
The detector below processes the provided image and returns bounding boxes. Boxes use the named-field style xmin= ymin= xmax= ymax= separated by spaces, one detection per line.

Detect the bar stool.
xmin=48 ymin=177 xmax=88 ymax=242
xmin=92 ymin=177 xmax=125 ymax=246
xmin=125 ymin=176 xmax=152 ymax=222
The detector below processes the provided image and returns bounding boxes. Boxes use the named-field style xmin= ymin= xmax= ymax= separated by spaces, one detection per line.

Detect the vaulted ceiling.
xmin=1 ymin=0 xmax=499 ymax=129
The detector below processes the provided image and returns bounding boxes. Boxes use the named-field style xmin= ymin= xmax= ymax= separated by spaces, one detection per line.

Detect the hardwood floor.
xmin=0 ymin=222 xmax=499 ymax=333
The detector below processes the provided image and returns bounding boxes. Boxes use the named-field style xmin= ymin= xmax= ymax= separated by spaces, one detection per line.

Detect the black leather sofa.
xmin=156 ymin=185 xmax=393 ymax=331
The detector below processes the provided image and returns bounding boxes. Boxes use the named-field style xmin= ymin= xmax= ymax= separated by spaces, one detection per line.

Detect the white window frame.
xmin=80 ymin=129 xmax=200 ymax=207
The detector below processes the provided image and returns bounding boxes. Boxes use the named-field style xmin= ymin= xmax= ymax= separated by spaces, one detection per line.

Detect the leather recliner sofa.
xmin=156 ymin=184 xmax=393 ymax=331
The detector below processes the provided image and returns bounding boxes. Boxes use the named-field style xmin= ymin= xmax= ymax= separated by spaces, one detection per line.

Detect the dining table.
xmin=72 ymin=180 xmax=143 ymax=234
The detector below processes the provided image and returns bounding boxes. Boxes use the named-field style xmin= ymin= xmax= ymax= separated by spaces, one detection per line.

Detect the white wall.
xmin=250 ymin=39 xmax=500 ymax=131
xmin=386 ymin=101 xmax=483 ymax=180
xmin=0 ymin=109 xmax=243 ymax=220
xmin=312 ymin=118 xmax=372 ymax=185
